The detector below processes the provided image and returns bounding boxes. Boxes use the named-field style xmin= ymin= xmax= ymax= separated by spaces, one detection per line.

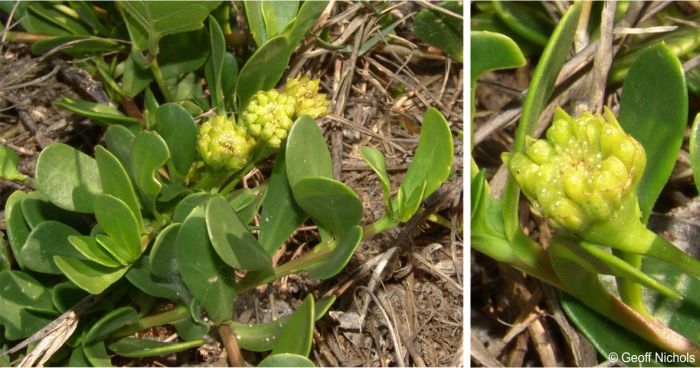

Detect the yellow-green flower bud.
xmin=284 ymin=76 xmax=331 ymax=119
xmin=242 ymin=90 xmax=296 ymax=149
xmin=507 ymin=108 xmax=700 ymax=281
xmin=197 ymin=115 xmax=256 ymax=171
xmin=504 ymin=107 xmax=646 ymax=232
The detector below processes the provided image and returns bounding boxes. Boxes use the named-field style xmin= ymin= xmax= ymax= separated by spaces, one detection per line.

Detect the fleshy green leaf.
xmin=690 ymin=114 xmax=700 ymax=193
xmin=150 ymin=223 xmax=180 ymax=278
xmin=492 ymin=1 xmax=553 ymax=47
xmin=244 ymin=1 xmax=267 ymax=47
xmin=285 ymin=115 xmax=333 ymax=188
xmin=236 ymin=36 xmax=290 ymax=109
xmin=20 ymin=193 xmax=89 ymax=231
xmin=206 ymin=195 xmax=273 ymax=271
xmin=20 ymin=221 xmax=83 ymax=274
xmin=36 ymin=143 xmax=103 ymax=213
xmin=511 ymin=0 xmax=582 ymax=149
xmin=51 ymin=281 xmax=88 ymax=312
xmin=96 ymin=146 xmax=143 ymax=231
xmin=176 ymin=205 xmax=235 ymax=324
xmin=470 ymin=31 xmax=526 ymax=88
xmin=96 ymin=234 xmax=130 ymax=266
xmin=144 ymin=87 xmax=160 ymax=129
xmin=105 ymin=124 xmax=137 ymax=175
xmin=470 ymin=170 xmax=514 ymax=263
xmin=258 ymin=353 xmax=315 ymax=367
xmin=230 ymin=296 xmax=335 ymax=352
xmin=172 ymin=302 xmax=210 ymax=341
xmin=292 ymin=177 xmax=362 ymax=236
xmin=0 ymin=270 xmax=57 ymax=340
xmin=260 ymin=149 xmax=307 ymax=255
xmin=0 ymin=232 xmax=10 ymax=271
xmin=25 ymin=2 xmax=91 ymax=35
xmin=551 ymin=235 xmax=699 ymax=362
xmin=397 ymin=180 xmax=426 ymax=222
xmin=84 ymin=307 xmax=139 ymax=343
xmin=126 ymin=255 xmax=190 ymax=301
xmin=284 ymin=0 xmax=328 ymax=49
xmin=54 ymin=256 xmax=128 ymax=295
xmin=262 ymin=1 xmax=298 ymax=38
xmin=398 ymin=108 xmax=453 ymax=216
xmin=118 ymin=1 xmax=221 ymax=52
xmin=0 ymin=145 xmax=27 ymax=182
xmin=54 ymin=98 xmax=139 ymax=126
xmin=206 ymin=16 xmax=226 ymax=113
xmin=173 ymin=192 xmax=211 ymax=223
xmin=31 ymin=35 xmax=121 ymax=56
xmin=83 ymin=340 xmax=112 ymax=367
xmin=121 ymin=54 xmax=153 ymax=98
xmin=68 ymin=347 xmax=91 ymax=367
xmin=618 ymin=43 xmax=688 ymax=222
xmin=230 ymin=185 xmax=267 ymax=225
xmin=158 ymin=29 xmax=210 ymax=79
xmin=305 ymin=225 xmax=362 ymax=280
xmin=414 ymin=1 xmax=463 ymax=62
xmin=4 ymin=191 xmax=31 ymax=269
xmin=155 ymin=103 xmax=197 ymax=181
xmin=131 ymin=130 xmax=170 ymax=214
xmin=68 ymin=235 xmax=122 ymax=268
xmin=94 ymin=194 xmax=142 ymax=262
xmin=272 ymin=295 xmax=313 ymax=356
xmin=108 ymin=337 xmax=205 ymax=358
xmin=561 ymin=294 xmax=666 ymax=366
xmin=359 ymin=146 xmax=391 ymax=208
xmin=221 ymin=52 xmax=239 ymax=107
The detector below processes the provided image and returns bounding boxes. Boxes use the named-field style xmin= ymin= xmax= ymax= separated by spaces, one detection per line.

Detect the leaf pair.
xmin=361 ymin=108 xmax=454 ymax=224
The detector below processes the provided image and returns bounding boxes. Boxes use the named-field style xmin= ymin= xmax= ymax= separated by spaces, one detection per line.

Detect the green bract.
xmin=504 ymin=107 xmax=645 ymax=232
xmin=196 ymin=115 xmax=256 ymax=171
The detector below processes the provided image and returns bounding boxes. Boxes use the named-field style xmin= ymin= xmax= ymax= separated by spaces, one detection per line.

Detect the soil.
xmin=0 ymin=2 xmax=463 ymax=367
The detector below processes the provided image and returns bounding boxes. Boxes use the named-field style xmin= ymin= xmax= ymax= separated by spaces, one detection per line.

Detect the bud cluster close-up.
xmin=473 ymin=1 xmax=700 ymax=364
xmin=504 ymin=107 xmax=645 ymax=232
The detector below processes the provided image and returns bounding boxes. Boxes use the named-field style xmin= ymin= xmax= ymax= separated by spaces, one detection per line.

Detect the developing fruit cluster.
xmin=197 ymin=76 xmax=330 ymax=171
xmin=504 ymin=107 xmax=646 ymax=232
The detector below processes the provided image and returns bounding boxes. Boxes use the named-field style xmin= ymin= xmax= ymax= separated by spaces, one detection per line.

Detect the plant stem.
xmin=585 ymin=201 xmax=700 ymax=279
xmin=613 ymin=251 xmax=651 ymax=317
xmin=237 ymin=244 xmax=334 ymax=292
xmin=362 ymin=213 xmax=399 ymax=240
xmin=149 ymin=57 xmax=174 ymax=102
xmin=218 ymin=324 xmax=244 ymax=367
xmin=3 ymin=31 xmax=52 ymax=44
xmin=110 ymin=304 xmax=190 ymax=339
xmin=194 ymin=169 xmax=227 ymax=191
xmin=426 ymin=213 xmax=454 ymax=230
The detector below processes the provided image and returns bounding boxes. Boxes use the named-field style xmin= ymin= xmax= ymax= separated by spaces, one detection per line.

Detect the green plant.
xmin=472 ymin=2 xmax=700 ymax=363
xmin=0 ymin=2 xmax=456 ymax=366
